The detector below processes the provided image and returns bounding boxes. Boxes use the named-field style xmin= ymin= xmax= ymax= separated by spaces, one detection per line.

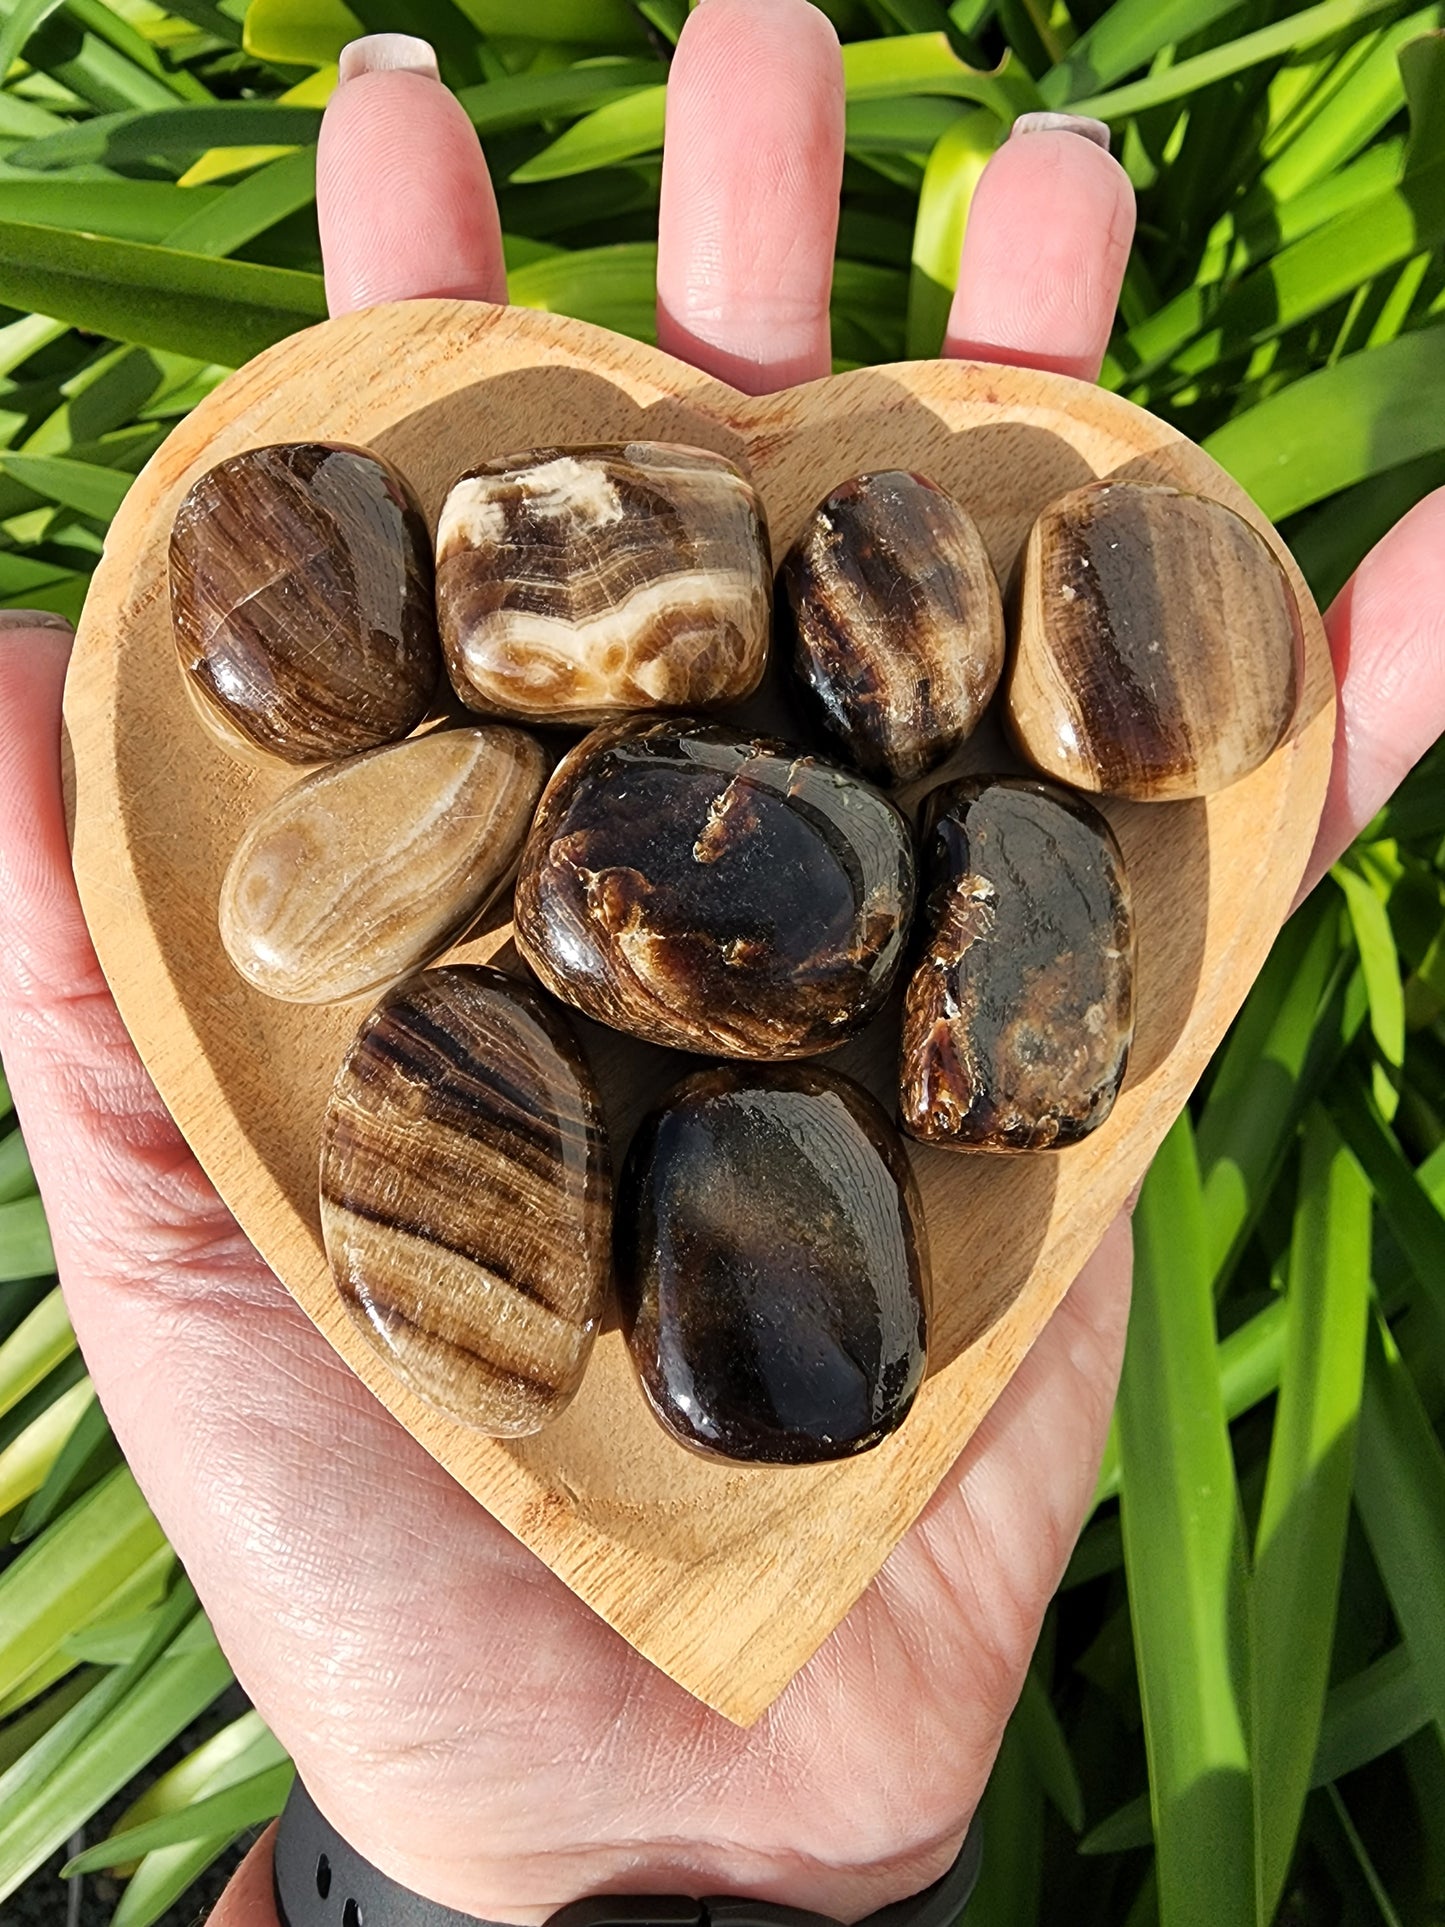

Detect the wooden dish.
xmin=63 ymin=301 xmax=1334 ymax=1724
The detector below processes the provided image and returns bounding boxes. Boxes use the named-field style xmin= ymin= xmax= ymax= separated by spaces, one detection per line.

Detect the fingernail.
xmin=0 ymin=609 xmax=74 ymax=633
xmin=338 ymin=33 xmax=439 ymax=84
xmin=1010 ymin=111 xmax=1111 ymax=153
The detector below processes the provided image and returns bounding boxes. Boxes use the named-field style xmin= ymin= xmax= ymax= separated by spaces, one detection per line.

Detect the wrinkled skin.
xmin=0 ymin=6 xmax=1441 ymax=1923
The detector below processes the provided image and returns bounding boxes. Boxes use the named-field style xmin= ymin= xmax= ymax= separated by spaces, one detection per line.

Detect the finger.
xmin=1297 ymin=486 xmax=1445 ymax=898
xmin=317 ymin=34 xmax=506 ymax=315
xmin=656 ymin=0 xmax=844 ymax=393
xmin=944 ymin=116 xmax=1135 ymax=383
xmin=209 ymin=1829 xmax=279 ymax=1927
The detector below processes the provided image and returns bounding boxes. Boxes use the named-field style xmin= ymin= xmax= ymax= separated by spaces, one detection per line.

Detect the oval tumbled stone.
xmin=219 ymin=725 xmax=546 ymax=1004
xmin=899 ymin=777 xmax=1135 ymax=1150
xmin=320 ymin=966 xmax=611 ymax=1436
xmin=617 ymin=1064 xmax=929 ymax=1463
xmin=434 ymin=442 xmax=771 ymax=725
xmin=779 ymin=470 xmax=1005 ymax=785
xmin=170 ymin=441 xmax=439 ymax=765
xmin=513 ymin=717 xmax=916 ymax=1058
xmin=1007 ymin=479 xmax=1303 ymax=800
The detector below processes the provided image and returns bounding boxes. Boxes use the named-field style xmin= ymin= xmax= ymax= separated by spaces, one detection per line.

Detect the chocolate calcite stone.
xmin=321 ymin=966 xmax=611 ymax=1436
xmin=617 ymin=1064 xmax=929 ymax=1463
xmin=779 ymin=470 xmax=1005 ymax=785
xmin=435 ymin=442 xmax=771 ymax=725
xmin=513 ymin=717 xmax=916 ymax=1058
xmin=219 ymin=725 xmax=546 ymax=1004
xmin=1007 ymin=479 xmax=1303 ymax=800
xmin=900 ymin=777 xmax=1134 ymax=1150
xmin=171 ymin=442 xmax=440 ymax=765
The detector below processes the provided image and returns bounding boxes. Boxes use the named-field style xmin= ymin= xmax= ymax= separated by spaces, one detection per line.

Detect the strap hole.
xmin=343 ymin=1899 xmax=364 ymax=1927
xmin=316 ymin=1854 xmax=331 ymax=1900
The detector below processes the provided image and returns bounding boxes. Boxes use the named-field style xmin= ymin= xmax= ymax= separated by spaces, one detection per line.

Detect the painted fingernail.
xmin=1010 ymin=111 xmax=1111 ymax=153
xmin=0 ymin=609 xmax=74 ymax=633
xmin=337 ymin=34 xmax=440 ymax=84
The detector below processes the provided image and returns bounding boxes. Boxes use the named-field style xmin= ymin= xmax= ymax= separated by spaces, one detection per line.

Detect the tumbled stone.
xmin=779 ymin=470 xmax=1005 ymax=785
xmin=434 ymin=442 xmax=771 ymax=725
xmin=899 ymin=777 xmax=1134 ymax=1150
xmin=513 ymin=717 xmax=916 ymax=1058
xmin=321 ymin=966 xmax=611 ymax=1436
xmin=1007 ymin=479 xmax=1303 ymax=800
xmin=617 ymin=1064 xmax=928 ymax=1463
xmin=170 ymin=441 xmax=440 ymax=765
xmin=219 ymin=725 xmax=546 ymax=1004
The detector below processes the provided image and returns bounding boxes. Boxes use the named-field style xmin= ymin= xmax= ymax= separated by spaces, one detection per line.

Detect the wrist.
xmin=272 ymin=1780 xmax=980 ymax=1927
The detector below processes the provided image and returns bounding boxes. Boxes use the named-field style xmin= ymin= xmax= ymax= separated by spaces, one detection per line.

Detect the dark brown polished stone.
xmin=900 ymin=777 xmax=1135 ymax=1150
xmin=170 ymin=441 xmax=439 ymax=765
xmin=617 ymin=1064 xmax=929 ymax=1464
xmin=435 ymin=442 xmax=772 ymax=725
xmin=513 ymin=717 xmax=916 ymax=1058
xmin=1007 ymin=479 xmax=1303 ymax=800
xmin=779 ymin=470 xmax=1005 ymax=785
xmin=320 ymin=966 xmax=611 ymax=1436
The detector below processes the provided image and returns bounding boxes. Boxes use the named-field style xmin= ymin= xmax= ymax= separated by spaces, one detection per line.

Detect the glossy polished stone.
xmin=900 ymin=777 xmax=1134 ymax=1150
xmin=435 ymin=442 xmax=771 ymax=725
xmin=321 ymin=966 xmax=611 ymax=1436
xmin=219 ymin=725 xmax=546 ymax=1004
xmin=779 ymin=470 xmax=1005 ymax=785
xmin=514 ymin=717 xmax=916 ymax=1058
xmin=1007 ymin=480 xmax=1303 ymax=800
xmin=617 ymin=1064 xmax=929 ymax=1463
xmin=170 ymin=441 xmax=439 ymax=765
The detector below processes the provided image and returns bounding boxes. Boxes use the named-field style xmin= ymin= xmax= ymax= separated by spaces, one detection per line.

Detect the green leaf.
xmin=1041 ymin=0 xmax=1251 ymax=107
xmin=1250 ymin=1109 xmax=1372 ymax=1918
xmin=0 ymin=1603 xmax=232 ymax=1900
xmin=8 ymin=105 xmax=324 ymax=173
xmin=0 ymin=1127 xmax=33 ymax=1206
xmin=508 ymin=83 xmax=664 ymax=182
xmin=0 ymin=1288 xmax=71 ymax=1420
xmin=1335 ymin=862 xmax=1407 ymax=1072
xmin=1070 ymin=0 xmax=1407 ymax=121
xmin=241 ymin=0 xmax=361 ymax=66
xmin=1015 ymin=1665 xmax=1084 ymax=1832
xmin=1116 ymin=1113 xmax=1254 ymax=1925
xmin=0 ymin=221 xmax=326 ymax=367
xmin=0 ymin=1466 xmax=165 ymax=1705
xmin=159 ymin=146 xmax=316 ymax=257
xmin=0 ymin=1195 xmax=53 ymax=1280
xmin=1196 ymin=892 xmax=1352 ymax=1288
xmin=13 ymin=1385 xmax=111 ymax=1540
xmin=508 ymin=239 xmax=657 ymax=339
xmin=1314 ymin=1646 xmax=1431 ymax=1784
xmin=840 ymin=32 xmax=1039 ymax=115
xmin=455 ymin=58 xmax=662 ymax=135
xmin=447 ymin=0 xmax=649 ymax=42
xmin=0 ymin=450 xmax=131 ymax=517
xmin=0 ymin=1377 xmax=92 ymax=1517
xmin=0 ymin=0 xmax=65 ymax=85
xmin=1204 ymin=323 xmax=1445 ymax=519
xmin=967 ymin=1719 xmax=1043 ymax=1927
xmin=1354 ymin=1312 xmax=1445 ymax=1750
xmin=64 ymin=1761 xmax=293 ymax=1873
xmin=111 ymin=1833 xmax=251 ymax=1927
xmin=1330 ymin=1066 xmax=1445 ymax=1332
xmin=1327 ymin=1784 xmax=1405 ymax=1927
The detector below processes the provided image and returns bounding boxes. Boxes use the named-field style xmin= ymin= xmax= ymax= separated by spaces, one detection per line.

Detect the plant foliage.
xmin=0 ymin=0 xmax=1441 ymax=1921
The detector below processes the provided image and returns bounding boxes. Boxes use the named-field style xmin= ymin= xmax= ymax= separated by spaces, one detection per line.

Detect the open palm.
xmin=1 ymin=4 xmax=1442 ymax=1922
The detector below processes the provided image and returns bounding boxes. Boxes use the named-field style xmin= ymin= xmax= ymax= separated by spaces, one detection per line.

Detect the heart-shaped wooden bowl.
xmin=64 ymin=301 xmax=1333 ymax=1724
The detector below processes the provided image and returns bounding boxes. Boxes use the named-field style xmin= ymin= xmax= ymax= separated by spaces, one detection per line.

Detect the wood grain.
xmin=63 ymin=301 xmax=1334 ymax=1725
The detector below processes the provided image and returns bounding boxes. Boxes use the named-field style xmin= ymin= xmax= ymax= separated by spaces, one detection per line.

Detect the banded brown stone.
xmin=320 ymin=966 xmax=611 ymax=1435
xmin=169 ymin=441 xmax=439 ymax=765
xmin=1007 ymin=479 xmax=1303 ymax=800
xmin=219 ymin=725 xmax=546 ymax=1004
xmin=434 ymin=442 xmax=771 ymax=726
xmin=779 ymin=469 xmax=1005 ymax=785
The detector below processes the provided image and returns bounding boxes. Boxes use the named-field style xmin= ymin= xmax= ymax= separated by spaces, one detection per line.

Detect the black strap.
xmin=274 ymin=1776 xmax=982 ymax=1927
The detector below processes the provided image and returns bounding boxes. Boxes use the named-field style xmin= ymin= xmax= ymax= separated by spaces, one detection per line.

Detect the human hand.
xmin=0 ymin=3 xmax=1442 ymax=1922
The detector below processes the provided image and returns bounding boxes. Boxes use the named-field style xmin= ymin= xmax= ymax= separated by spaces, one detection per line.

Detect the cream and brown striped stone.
xmin=1006 ymin=480 xmax=1303 ymax=801
xmin=320 ymin=966 xmax=611 ymax=1436
xmin=779 ymin=470 xmax=1005 ymax=785
xmin=218 ymin=726 xmax=546 ymax=1004
xmin=435 ymin=442 xmax=771 ymax=725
